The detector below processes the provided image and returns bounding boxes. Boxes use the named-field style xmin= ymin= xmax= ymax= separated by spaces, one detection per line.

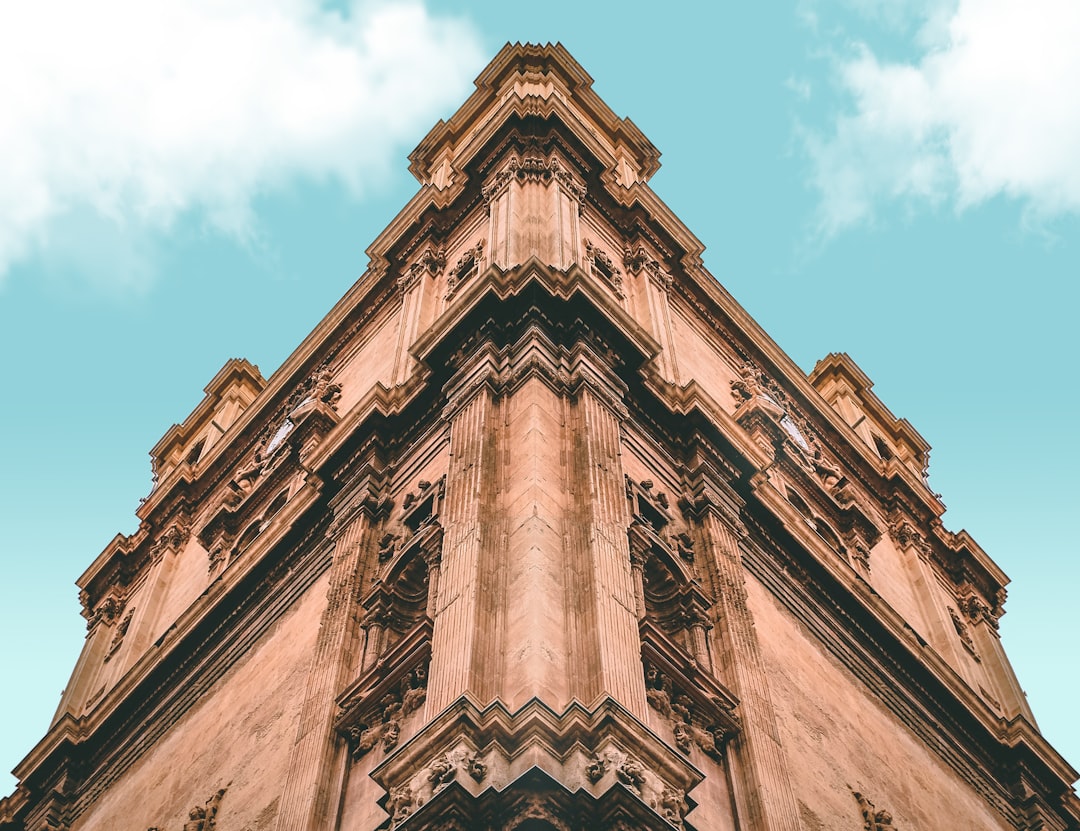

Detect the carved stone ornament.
xmin=467 ymin=754 xmax=487 ymax=782
xmin=623 ymin=243 xmax=673 ymax=291
xmin=91 ymin=594 xmax=124 ymax=629
xmin=181 ymin=787 xmax=227 ymax=831
xmin=957 ymin=589 xmax=997 ymax=629
xmin=584 ymin=238 xmax=625 ymax=298
xmin=482 ymin=151 xmax=586 ymax=204
xmin=948 ymin=606 xmax=981 ymax=660
xmin=348 ymin=661 xmax=429 ymax=758
xmin=643 ymin=660 xmax=725 ymax=758
xmin=104 ymin=607 xmax=135 ymax=660
xmin=888 ymin=518 xmax=932 ymax=558
xmin=585 ymin=754 xmax=608 ymax=784
xmin=386 ymin=783 xmax=415 ymax=827
xmin=445 ymin=240 xmax=484 ymax=299
xmin=378 ymin=532 xmax=401 ymax=562
xmin=154 ymin=522 xmax=190 ymax=557
xmin=853 ymin=790 xmax=897 ymax=831
xmin=653 ymin=785 xmax=689 ymax=829
xmin=616 ymin=757 xmax=647 ymax=792
xmin=730 ymin=361 xmax=770 ymax=405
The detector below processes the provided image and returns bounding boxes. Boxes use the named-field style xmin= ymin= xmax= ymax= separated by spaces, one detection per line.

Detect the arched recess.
xmin=359 ymin=520 xmax=443 ymax=668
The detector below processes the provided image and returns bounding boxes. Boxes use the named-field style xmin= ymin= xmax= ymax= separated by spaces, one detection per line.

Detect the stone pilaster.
xmin=426 ymin=379 xmax=504 ymax=713
xmin=566 ymin=378 xmax=647 ymax=717
xmin=273 ymin=470 xmax=387 ymax=831
xmin=686 ymin=459 xmax=802 ymax=831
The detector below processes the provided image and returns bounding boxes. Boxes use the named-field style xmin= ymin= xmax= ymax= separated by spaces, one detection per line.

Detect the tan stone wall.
xmin=71 ymin=571 xmax=329 ymax=831
xmin=745 ymin=573 xmax=1013 ymax=831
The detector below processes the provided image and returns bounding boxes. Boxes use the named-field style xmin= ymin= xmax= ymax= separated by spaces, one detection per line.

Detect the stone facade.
xmin=2 ymin=43 xmax=1078 ymax=831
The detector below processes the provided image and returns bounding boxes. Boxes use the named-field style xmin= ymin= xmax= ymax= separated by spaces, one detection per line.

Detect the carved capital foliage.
xmin=623 ymin=243 xmax=672 ymax=292
xmin=444 ymin=240 xmax=484 ymax=300
xmin=888 ymin=515 xmax=932 ymax=558
xmin=482 ymin=149 xmax=586 ymax=205
xmin=152 ymin=520 xmax=190 ymax=560
xmin=956 ymin=581 xmax=1001 ymax=631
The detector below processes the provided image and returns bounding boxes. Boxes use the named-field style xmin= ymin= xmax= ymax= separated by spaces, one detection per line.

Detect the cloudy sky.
xmin=1 ymin=0 xmax=1077 ymax=791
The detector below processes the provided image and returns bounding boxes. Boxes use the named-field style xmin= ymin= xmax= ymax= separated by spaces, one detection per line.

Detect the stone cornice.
xmin=408 ymin=43 xmax=660 ymax=195
xmin=741 ymin=485 xmax=1079 ymax=827
xmin=6 ymin=497 xmax=335 ymax=829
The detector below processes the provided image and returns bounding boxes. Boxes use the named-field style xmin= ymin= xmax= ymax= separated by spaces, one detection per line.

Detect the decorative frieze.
xmin=482 ymin=151 xmax=586 ymax=204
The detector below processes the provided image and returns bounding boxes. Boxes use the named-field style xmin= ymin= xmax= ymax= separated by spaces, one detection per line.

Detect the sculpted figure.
xmin=381 ymin=719 xmax=401 ymax=750
xmin=467 ymin=754 xmax=487 ymax=782
xmin=428 ymin=755 xmax=457 ymax=789
xmin=386 ymin=784 xmax=414 ymax=824
xmin=616 ymin=758 xmax=647 ymax=792
xmin=401 ymin=666 xmax=428 ymax=713
xmin=655 ymin=786 xmax=688 ymax=825
xmin=182 ymin=807 xmax=206 ymax=831
xmin=673 ymin=721 xmax=692 ymax=754
xmin=584 ymin=754 xmax=607 ymax=784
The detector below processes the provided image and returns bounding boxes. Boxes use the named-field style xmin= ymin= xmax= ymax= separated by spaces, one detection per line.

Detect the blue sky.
xmin=1 ymin=0 xmax=1077 ymax=792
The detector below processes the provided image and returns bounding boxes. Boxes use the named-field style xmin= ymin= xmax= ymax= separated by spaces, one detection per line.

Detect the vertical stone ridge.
xmin=428 ymin=387 xmax=504 ymax=712
xmin=569 ymin=381 xmax=646 ymax=717
xmin=274 ymin=474 xmax=384 ymax=831
xmin=696 ymin=500 xmax=803 ymax=831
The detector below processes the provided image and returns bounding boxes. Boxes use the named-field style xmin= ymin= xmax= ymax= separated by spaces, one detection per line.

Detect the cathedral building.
xmin=2 ymin=43 xmax=1078 ymax=831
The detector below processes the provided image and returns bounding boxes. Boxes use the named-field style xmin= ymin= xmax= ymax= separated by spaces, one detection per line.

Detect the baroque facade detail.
xmin=2 ymin=43 xmax=1076 ymax=831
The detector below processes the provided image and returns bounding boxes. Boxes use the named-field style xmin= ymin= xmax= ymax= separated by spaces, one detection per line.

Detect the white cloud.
xmin=0 ymin=0 xmax=484 ymax=286
xmin=805 ymin=0 xmax=1080 ymax=234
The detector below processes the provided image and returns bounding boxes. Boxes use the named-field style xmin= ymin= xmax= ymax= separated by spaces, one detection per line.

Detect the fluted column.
xmin=426 ymin=382 xmax=503 ymax=713
xmin=274 ymin=474 xmax=387 ymax=831
xmin=566 ymin=380 xmax=647 ymax=716
xmin=689 ymin=465 xmax=801 ymax=831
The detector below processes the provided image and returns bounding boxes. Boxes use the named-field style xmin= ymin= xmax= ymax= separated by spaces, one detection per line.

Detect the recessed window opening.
xmin=404 ymin=494 xmax=435 ymax=533
xmin=636 ymin=495 xmax=668 ymax=532
xmin=186 ymin=439 xmax=205 ymax=466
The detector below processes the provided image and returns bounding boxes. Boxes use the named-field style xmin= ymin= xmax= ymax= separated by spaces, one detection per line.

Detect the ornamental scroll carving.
xmin=347 ymin=660 xmax=429 ymax=758
xmin=623 ymin=243 xmax=673 ymax=291
xmin=445 ymin=240 xmax=484 ymax=299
